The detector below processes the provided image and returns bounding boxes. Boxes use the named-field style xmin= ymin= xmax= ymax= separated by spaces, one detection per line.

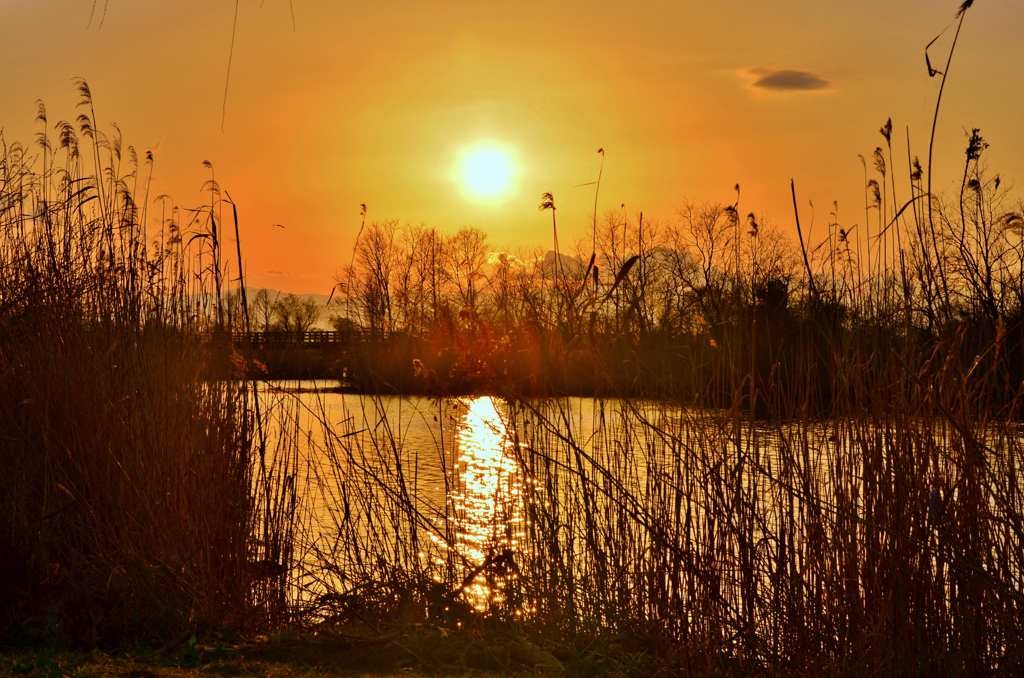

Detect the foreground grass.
xmin=0 ymin=629 xmax=557 ymax=678
xmin=0 ymin=651 xmax=412 ymax=678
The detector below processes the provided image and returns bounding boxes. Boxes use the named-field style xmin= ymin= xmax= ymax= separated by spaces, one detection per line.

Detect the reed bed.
xmin=287 ymin=369 xmax=1023 ymax=675
xmin=509 ymin=392 xmax=1024 ymax=675
xmin=0 ymin=88 xmax=293 ymax=646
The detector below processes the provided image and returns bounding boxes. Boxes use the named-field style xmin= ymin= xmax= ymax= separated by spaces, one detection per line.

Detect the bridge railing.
xmin=230 ymin=329 xmax=373 ymax=346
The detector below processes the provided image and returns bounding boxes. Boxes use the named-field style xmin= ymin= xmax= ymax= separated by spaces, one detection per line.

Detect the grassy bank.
xmin=0 ymin=635 xmax=535 ymax=678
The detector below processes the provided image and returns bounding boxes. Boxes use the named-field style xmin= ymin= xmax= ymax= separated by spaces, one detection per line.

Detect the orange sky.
xmin=2 ymin=0 xmax=1022 ymax=294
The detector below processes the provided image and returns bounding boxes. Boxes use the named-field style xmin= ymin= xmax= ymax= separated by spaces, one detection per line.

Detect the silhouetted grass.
xmin=287 ymin=340 xmax=1023 ymax=674
xmin=0 ymin=88 xmax=294 ymax=646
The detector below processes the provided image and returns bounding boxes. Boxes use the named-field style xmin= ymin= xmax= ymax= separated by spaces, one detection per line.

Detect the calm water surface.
xmin=259 ymin=381 xmax=705 ymax=609
xmin=259 ymin=381 xmax=1012 ymax=614
xmin=260 ymin=382 xmax=533 ymax=608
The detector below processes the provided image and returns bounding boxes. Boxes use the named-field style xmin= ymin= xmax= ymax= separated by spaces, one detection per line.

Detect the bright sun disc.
xmin=465 ymin=150 xmax=509 ymax=193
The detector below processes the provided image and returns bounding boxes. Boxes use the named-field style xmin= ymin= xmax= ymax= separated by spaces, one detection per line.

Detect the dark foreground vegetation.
xmin=4 ymin=4 xmax=1024 ymax=675
xmin=0 ymin=82 xmax=291 ymax=646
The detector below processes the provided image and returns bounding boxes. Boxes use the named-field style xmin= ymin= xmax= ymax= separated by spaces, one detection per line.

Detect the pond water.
xmin=258 ymin=382 xmax=532 ymax=610
xmin=255 ymin=380 xmax=1022 ymax=625
xmin=258 ymin=382 xmax=722 ymax=611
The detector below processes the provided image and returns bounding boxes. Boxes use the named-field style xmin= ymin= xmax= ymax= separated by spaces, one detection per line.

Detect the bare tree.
xmin=446 ymin=226 xmax=490 ymax=316
xmin=355 ymin=219 xmax=399 ymax=335
xmin=272 ymin=293 xmax=321 ymax=333
xmin=250 ymin=287 xmax=276 ymax=332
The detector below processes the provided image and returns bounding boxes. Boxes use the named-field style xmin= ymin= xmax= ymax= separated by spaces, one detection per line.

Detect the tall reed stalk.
xmin=0 ymin=90 xmax=293 ymax=645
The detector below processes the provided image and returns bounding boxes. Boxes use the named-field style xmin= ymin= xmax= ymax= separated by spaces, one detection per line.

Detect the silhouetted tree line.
xmin=328 ymin=135 xmax=1024 ymax=411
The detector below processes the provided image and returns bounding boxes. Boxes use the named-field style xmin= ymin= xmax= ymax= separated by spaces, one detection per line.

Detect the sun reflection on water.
xmin=440 ymin=396 xmax=524 ymax=610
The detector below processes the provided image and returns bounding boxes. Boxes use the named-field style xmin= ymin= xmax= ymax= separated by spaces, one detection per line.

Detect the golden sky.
xmin=2 ymin=0 xmax=1022 ymax=294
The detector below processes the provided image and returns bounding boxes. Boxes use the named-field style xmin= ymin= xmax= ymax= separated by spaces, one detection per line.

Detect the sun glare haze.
xmin=0 ymin=1 xmax=1022 ymax=295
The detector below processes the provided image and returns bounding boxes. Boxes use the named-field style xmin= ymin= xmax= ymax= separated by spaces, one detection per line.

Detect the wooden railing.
xmin=230 ymin=330 xmax=372 ymax=346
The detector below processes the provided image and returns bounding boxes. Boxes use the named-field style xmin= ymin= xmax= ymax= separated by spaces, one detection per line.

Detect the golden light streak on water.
xmin=443 ymin=396 xmax=525 ymax=610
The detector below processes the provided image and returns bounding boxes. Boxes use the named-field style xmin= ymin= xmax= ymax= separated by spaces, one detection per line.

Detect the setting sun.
xmin=466 ymin=149 xmax=509 ymax=193
xmin=455 ymin=143 xmax=517 ymax=202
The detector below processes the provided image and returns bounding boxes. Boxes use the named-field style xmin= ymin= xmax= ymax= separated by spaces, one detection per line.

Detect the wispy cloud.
xmin=741 ymin=68 xmax=835 ymax=94
xmin=267 ymin=270 xmax=291 ymax=276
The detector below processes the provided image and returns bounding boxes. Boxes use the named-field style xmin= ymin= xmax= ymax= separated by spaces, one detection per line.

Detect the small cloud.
xmin=487 ymin=251 xmax=520 ymax=266
xmin=742 ymin=67 xmax=834 ymax=93
xmin=267 ymin=270 xmax=291 ymax=276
